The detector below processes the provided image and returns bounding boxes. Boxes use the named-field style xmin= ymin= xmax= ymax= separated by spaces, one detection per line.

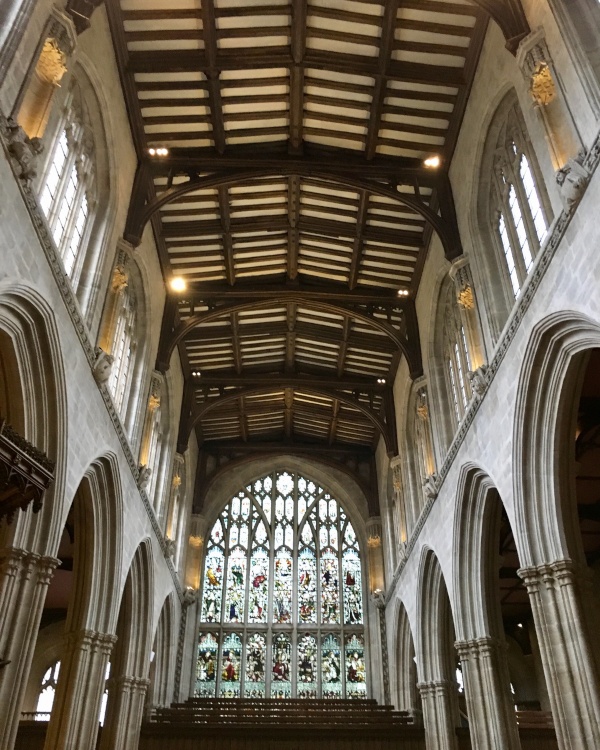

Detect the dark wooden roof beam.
xmin=200 ymin=0 xmax=226 ymax=154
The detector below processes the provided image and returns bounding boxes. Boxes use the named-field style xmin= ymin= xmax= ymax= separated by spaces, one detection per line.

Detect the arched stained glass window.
xmin=196 ymin=471 xmax=366 ymax=699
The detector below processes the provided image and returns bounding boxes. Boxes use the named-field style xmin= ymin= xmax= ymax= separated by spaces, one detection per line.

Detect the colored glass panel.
xmin=201 ymin=547 xmax=224 ymax=622
xmin=219 ymin=633 xmax=241 ymax=698
xmin=320 ymin=549 xmax=340 ymax=624
xmin=224 ymin=547 xmax=246 ymax=623
xmin=345 ymin=635 xmax=367 ymax=699
xmin=298 ymin=547 xmax=317 ymax=623
xmin=322 ymin=634 xmax=342 ymax=699
xmin=248 ymin=549 xmax=268 ymax=623
xmin=272 ymin=634 xmax=292 ymax=698
xmin=195 ymin=633 xmax=218 ymax=697
xmin=273 ymin=550 xmax=293 ymax=623
xmin=343 ymin=549 xmax=363 ymax=624
xmin=297 ymin=634 xmax=318 ymax=699
xmin=245 ymin=634 xmax=266 ymax=698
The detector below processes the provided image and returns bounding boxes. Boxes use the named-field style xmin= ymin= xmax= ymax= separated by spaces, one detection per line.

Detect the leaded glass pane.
xmin=248 ymin=549 xmax=268 ymax=623
xmin=320 ymin=549 xmax=340 ymax=624
xmin=201 ymin=547 xmax=224 ymax=622
xmin=195 ymin=634 xmax=218 ymax=697
xmin=298 ymin=547 xmax=317 ymax=623
xmin=273 ymin=549 xmax=293 ymax=623
xmin=198 ymin=471 xmax=366 ymax=698
xmin=225 ymin=547 xmax=246 ymax=622
xmin=345 ymin=635 xmax=367 ymax=699
xmin=343 ymin=549 xmax=363 ymax=624
xmin=322 ymin=635 xmax=342 ymax=699
xmin=272 ymin=634 xmax=292 ymax=698
xmin=219 ymin=634 xmax=241 ymax=698
xmin=297 ymin=634 xmax=318 ymax=699
xmin=245 ymin=634 xmax=266 ymax=697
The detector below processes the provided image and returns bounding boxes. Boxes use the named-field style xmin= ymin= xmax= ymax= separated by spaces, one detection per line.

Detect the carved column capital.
xmin=0 ymin=547 xmax=28 ymax=578
xmin=64 ymin=629 xmax=118 ymax=657
xmin=517 ymin=558 xmax=577 ymax=592
xmin=455 ymin=635 xmax=506 ymax=661
xmin=417 ymin=679 xmax=453 ymax=698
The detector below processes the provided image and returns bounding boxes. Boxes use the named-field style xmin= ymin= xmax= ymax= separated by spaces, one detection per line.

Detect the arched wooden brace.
xmin=123 ymin=166 xmax=463 ymax=261
xmin=193 ymin=450 xmax=380 ymax=516
xmin=185 ymin=384 xmax=398 ymax=457
xmin=157 ymin=297 xmax=423 ymax=379
xmin=470 ymin=0 xmax=530 ymax=52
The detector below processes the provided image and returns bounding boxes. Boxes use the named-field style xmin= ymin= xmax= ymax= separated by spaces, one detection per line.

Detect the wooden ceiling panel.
xmin=109 ymin=0 xmax=488 ymax=454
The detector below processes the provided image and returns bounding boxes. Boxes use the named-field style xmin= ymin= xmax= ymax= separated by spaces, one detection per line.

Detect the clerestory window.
xmin=196 ymin=471 xmax=366 ymax=700
xmin=39 ymin=94 xmax=95 ymax=286
xmin=491 ymin=111 xmax=549 ymax=298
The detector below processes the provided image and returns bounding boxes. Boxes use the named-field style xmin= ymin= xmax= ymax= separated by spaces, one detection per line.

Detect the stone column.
xmin=0 ymin=548 xmax=59 ymax=750
xmin=518 ymin=560 xmax=600 ymax=750
xmin=44 ymin=629 xmax=117 ymax=750
xmin=455 ymin=636 xmax=521 ymax=750
xmin=99 ymin=675 xmax=150 ymax=750
xmin=372 ymin=591 xmax=391 ymax=706
xmin=417 ymin=679 xmax=458 ymax=750
xmin=449 ymin=258 xmax=485 ymax=374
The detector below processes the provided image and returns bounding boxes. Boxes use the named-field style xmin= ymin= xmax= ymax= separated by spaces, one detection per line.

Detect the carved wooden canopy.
xmin=104 ymin=0 xmax=526 ymax=507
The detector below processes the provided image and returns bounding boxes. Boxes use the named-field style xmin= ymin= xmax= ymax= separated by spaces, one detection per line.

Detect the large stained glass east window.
xmin=196 ymin=471 xmax=366 ymax=699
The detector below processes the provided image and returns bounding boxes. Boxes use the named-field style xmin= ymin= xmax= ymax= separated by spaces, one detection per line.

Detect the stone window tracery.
xmin=36 ymin=661 xmax=60 ymax=718
xmin=196 ymin=471 xmax=366 ymax=700
xmin=491 ymin=107 xmax=549 ymax=298
xmin=39 ymin=86 xmax=95 ymax=286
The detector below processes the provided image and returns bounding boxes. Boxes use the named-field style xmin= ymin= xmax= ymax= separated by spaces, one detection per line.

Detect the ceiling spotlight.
xmin=149 ymin=147 xmax=169 ymax=157
xmin=170 ymin=276 xmax=187 ymax=292
xmin=377 ymin=378 xmax=386 ymax=385
xmin=424 ymin=155 xmax=441 ymax=169
xmin=397 ymin=289 xmax=409 ymax=297
xmin=192 ymin=370 xmax=201 ymax=378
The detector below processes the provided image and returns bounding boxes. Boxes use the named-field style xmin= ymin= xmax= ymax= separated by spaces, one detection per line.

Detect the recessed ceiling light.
xmin=424 ymin=155 xmax=441 ymax=169
xmin=170 ymin=276 xmax=187 ymax=292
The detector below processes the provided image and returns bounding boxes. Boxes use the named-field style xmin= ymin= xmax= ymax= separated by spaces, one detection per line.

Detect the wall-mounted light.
xmin=377 ymin=378 xmax=386 ymax=385
xmin=149 ymin=147 xmax=169 ymax=156
xmin=170 ymin=276 xmax=187 ymax=292
xmin=397 ymin=289 xmax=409 ymax=297
xmin=423 ymin=155 xmax=441 ymax=169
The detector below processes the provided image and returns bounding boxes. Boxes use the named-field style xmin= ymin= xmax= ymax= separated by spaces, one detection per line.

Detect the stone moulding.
xmin=0 ymin=113 xmax=183 ymax=602
xmin=386 ymin=124 xmax=600 ymax=603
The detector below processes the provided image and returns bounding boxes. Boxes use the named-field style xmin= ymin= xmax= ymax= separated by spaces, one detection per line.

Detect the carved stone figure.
xmin=423 ymin=473 xmax=439 ymax=500
xmin=556 ymin=151 xmax=590 ymax=212
xmin=164 ymin=537 xmax=176 ymax=558
xmin=92 ymin=348 xmax=114 ymax=385
xmin=6 ymin=118 xmax=43 ymax=181
xmin=138 ymin=464 xmax=152 ymax=489
xmin=182 ymin=587 xmax=198 ymax=607
xmin=468 ymin=364 xmax=489 ymax=397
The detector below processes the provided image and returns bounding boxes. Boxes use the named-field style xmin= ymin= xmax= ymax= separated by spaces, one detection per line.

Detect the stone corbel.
xmin=138 ymin=464 xmax=151 ymax=489
xmin=182 ymin=586 xmax=198 ymax=607
xmin=164 ymin=537 xmax=176 ymax=558
xmin=5 ymin=117 xmax=43 ymax=181
xmin=423 ymin=473 xmax=439 ymax=500
xmin=92 ymin=347 xmax=113 ymax=385
xmin=556 ymin=150 xmax=590 ymax=213
xmin=468 ymin=364 xmax=489 ymax=397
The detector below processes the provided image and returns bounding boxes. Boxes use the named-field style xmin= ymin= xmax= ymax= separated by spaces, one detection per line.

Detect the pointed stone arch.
xmin=392 ymin=599 xmax=421 ymax=721
xmin=148 ymin=592 xmax=178 ymax=709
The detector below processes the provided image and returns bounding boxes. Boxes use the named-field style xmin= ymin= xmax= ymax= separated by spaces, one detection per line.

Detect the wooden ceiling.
xmin=105 ymin=0 xmax=501 ymax=504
